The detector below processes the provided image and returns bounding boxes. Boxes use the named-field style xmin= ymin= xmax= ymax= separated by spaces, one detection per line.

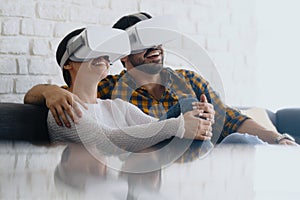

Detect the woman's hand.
xmin=183 ymin=109 xmax=213 ymax=140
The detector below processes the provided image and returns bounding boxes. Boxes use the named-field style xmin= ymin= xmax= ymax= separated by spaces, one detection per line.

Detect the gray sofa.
xmin=0 ymin=103 xmax=299 ymax=143
xmin=0 ymin=103 xmax=49 ymax=143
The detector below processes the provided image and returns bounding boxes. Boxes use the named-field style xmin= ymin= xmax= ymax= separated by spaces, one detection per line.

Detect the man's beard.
xmin=132 ymin=63 xmax=164 ymax=74
xmin=128 ymin=48 xmax=164 ymax=75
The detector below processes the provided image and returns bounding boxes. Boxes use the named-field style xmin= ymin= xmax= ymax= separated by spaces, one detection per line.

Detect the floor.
xmin=0 ymin=141 xmax=300 ymax=200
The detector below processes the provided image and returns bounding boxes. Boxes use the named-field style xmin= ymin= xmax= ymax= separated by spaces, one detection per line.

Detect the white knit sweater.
xmin=48 ymin=98 xmax=185 ymax=154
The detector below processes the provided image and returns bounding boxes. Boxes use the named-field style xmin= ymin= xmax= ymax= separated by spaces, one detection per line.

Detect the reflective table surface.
xmin=1 ymin=141 xmax=300 ymax=200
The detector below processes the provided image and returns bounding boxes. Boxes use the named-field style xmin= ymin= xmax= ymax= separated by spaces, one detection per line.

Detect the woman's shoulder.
xmin=110 ymin=98 xmax=135 ymax=108
xmin=97 ymin=98 xmax=128 ymax=105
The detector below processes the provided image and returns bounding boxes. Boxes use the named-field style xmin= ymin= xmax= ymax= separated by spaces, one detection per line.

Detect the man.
xmin=24 ymin=12 xmax=297 ymax=145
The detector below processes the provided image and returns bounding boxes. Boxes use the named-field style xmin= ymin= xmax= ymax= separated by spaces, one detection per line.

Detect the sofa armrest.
xmin=265 ymin=110 xmax=277 ymax=127
xmin=276 ymin=108 xmax=300 ymax=143
xmin=0 ymin=103 xmax=50 ymax=143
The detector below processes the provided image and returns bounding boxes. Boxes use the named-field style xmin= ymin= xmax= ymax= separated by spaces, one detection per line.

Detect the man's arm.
xmin=24 ymin=84 xmax=87 ymax=128
xmin=237 ymin=118 xmax=297 ymax=145
xmin=179 ymin=69 xmax=297 ymax=145
xmin=24 ymin=84 xmax=53 ymax=105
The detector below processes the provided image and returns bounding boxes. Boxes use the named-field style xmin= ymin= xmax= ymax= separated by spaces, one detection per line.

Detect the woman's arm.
xmin=103 ymin=115 xmax=184 ymax=152
xmin=47 ymin=106 xmax=185 ymax=154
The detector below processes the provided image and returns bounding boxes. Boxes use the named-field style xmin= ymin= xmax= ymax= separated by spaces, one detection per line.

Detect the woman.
xmin=47 ymin=27 xmax=212 ymax=156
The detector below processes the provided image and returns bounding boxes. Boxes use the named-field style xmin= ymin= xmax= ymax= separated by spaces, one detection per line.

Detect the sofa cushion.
xmin=240 ymin=107 xmax=278 ymax=132
xmin=276 ymin=108 xmax=300 ymax=143
xmin=0 ymin=103 xmax=50 ymax=143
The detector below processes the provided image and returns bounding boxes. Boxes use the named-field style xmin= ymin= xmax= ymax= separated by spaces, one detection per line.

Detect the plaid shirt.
xmin=97 ymin=67 xmax=249 ymax=141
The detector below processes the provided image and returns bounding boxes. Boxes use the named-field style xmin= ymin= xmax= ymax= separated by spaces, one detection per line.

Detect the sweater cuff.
xmin=175 ymin=114 xmax=185 ymax=138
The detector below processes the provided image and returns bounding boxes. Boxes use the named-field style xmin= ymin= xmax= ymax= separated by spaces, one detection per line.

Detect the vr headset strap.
xmin=132 ymin=13 xmax=149 ymax=21
xmin=60 ymin=35 xmax=84 ymax=68
xmin=60 ymin=51 xmax=69 ymax=68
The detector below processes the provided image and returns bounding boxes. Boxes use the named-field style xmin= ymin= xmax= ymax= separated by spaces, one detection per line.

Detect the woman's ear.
xmin=63 ymin=64 xmax=72 ymax=70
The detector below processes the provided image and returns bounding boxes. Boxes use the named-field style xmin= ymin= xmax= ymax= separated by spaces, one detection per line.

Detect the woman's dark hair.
xmin=56 ymin=28 xmax=85 ymax=87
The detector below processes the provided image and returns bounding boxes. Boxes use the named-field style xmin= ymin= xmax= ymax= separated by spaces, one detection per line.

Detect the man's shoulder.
xmin=171 ymin=68 xmax=199 ymax=78
xmin=169 ymin=68 xmax=207 ymax=85
xmin=171 ymin=68 xmax=196 ymax=74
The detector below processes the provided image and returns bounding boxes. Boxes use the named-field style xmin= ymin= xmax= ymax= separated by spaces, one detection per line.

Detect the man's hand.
xmin=42 ymin=85 xmax=87 ymax=128
xmin=183 ymin=109 xmax=213 ymax=140
xmin=278 ymin=139 xmax=299 ymax=146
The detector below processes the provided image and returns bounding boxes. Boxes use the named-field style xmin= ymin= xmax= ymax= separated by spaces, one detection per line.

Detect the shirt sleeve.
xmin=47 ymin=102 xmax=185 ymax=154
xmin=178 ymin=69 xmax=249 ymax=140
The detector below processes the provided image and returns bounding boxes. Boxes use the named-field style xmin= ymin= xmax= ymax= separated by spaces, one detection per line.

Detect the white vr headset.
xmin=59 ymin=16 xmax=180 ymax=68
xmin=126 ymin=15 xmax=180 ymax=54
xmin=60 ymin=26 xmax=130 ymax=68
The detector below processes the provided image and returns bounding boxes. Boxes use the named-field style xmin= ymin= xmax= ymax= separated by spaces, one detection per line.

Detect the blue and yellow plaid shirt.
xmin=97 ymin=67 xmax=249 ymax=142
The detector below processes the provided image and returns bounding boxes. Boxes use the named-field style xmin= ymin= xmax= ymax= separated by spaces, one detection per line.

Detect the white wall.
xmin=0 ymin=0 xmax=257 ymax=107
xmin=256 ymin=0 xmax=300 ymax=111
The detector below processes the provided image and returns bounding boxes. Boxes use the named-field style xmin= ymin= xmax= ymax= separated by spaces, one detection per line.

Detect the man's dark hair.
xmin=112 ymin=12 xmax=152 ymax=68
xmin=112 ymin=12 xmax=152 ymax=30
xmin=56 ymin=28 xmax=85 ymax=87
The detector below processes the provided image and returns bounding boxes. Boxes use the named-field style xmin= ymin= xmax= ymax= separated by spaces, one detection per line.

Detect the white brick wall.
xmin=36 ymin=2 xmax=69 ymax=21
xmin=0 ymin=0 xmax=257 ymax=107
xmin=21 ymin=19 xmax=53 ymax=37
xmin=0 ymin=77 xmax=14 ymax=93
xmin=0 ymin=58 xmax=17 ymax=74
xmin=0 ymin=37 xmax=29 ymax=54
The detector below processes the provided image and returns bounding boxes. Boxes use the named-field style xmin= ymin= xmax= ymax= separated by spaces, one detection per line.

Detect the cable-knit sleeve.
xmin=47 ymin=102 xmax=185 ymax=154
xmin=105 ymin=113 xmax=185 ymax=152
